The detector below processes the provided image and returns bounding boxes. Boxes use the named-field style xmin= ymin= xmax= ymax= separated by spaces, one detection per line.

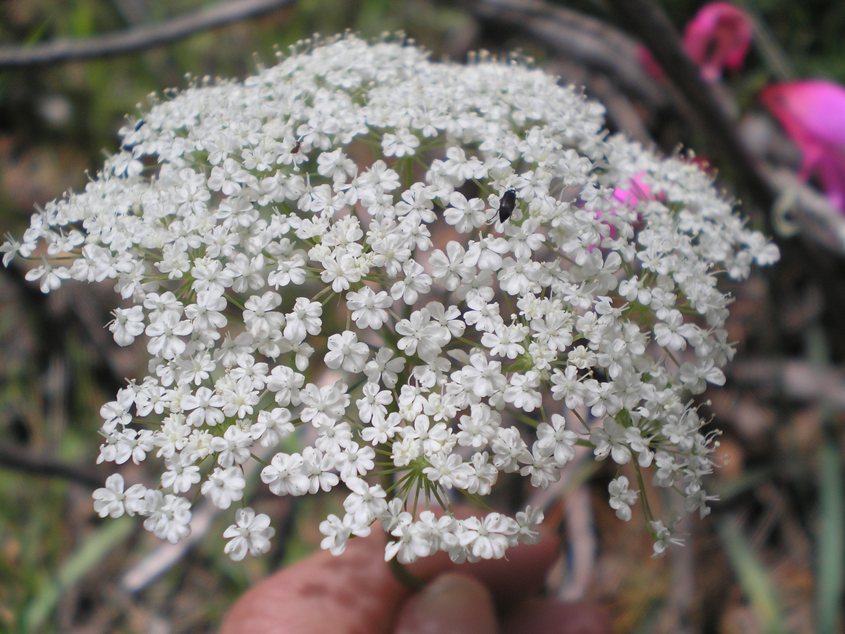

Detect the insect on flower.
xmin=491 ymin=188 xmax=516 ymax=224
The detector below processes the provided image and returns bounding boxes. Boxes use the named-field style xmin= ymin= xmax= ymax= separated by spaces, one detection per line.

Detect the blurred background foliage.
xmin=1 ymin=1 xmax=843 ymax=632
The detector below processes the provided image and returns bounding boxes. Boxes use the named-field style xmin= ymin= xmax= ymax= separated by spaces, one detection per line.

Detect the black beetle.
xmin=495 ymin=188 xmax=516 ymax=224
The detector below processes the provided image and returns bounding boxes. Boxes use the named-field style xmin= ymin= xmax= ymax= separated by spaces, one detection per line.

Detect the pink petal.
xmin=761 ymin=81 xmax=845 ymax=147
xmin=613 ymin=174 xmax=652 ymax=207
xmin=762 ymin=80 xmax=845 ymax=213
xmin=816 ymin=150 xmax=845 ymax=212
xmin=683 ymin=2 xmax=753 ymax=82
xmin=637 ymin=45 xmax=665 ymax=82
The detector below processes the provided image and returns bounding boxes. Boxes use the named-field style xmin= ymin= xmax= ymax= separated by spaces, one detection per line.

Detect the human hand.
xmin=221 ymin=524 xmax=610 ymax=634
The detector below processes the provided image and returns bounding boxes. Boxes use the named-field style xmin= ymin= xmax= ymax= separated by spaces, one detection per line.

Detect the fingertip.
xmin=453 ymin=525 xmax=561 ymax=603
xmin=221 ymin=532 xmax=408 ymax=634
xmin=394 ymin=573 xmax=497 ymax=634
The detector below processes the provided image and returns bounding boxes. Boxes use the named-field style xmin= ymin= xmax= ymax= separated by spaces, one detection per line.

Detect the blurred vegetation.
xmin=1 ymin=1 xmax=844 ymax=632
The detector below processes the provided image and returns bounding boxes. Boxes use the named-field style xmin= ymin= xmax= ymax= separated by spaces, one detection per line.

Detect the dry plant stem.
xmin=0 ymin=0 xmax=295 ymax=69
xmin=121 ymin=499 xmax=217 ymax=593
xmin=469 ymin=0 xmax=666 ymax=107
xmin=762 ymin=168 xmax=845 ymax=254
xmin=0 ymin=445 xmax=102 ymax=488
xmin=559 ymin=485 xmax=596 ymax=600
xmin=729 ymin=358 xmax=845 ymax=409
xmin=389 ymin=557 xmax=426 ymax=591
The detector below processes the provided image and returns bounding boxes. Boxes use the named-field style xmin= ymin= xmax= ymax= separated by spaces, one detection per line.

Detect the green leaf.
xmin=816 ymin=433 xmax=844 ymax=634
xmin=718 ymin=518 xmax=786 ymax=634
xmin=23 ymin=517 xmax=135 ymax=631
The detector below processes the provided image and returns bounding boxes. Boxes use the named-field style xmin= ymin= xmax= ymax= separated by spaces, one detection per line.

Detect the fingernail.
xmin=395 ymin=573 xmax=497 ymax=634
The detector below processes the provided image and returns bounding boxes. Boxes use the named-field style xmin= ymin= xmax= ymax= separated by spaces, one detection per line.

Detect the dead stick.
xmin=0 ymin=0 xmax=295 ymax=69
xmin=0 ymin=445 xmax=102 ymax=488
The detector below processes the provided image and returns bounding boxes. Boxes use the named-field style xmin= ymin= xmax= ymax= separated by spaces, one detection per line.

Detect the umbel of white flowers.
xmin=3 ymin=35 xmax=778 ymax=563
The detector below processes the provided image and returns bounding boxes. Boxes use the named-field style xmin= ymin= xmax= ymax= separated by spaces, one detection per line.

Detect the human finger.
xmin=221 ymin=530 xmax=407 ymax=634
xmin=409 ymin=521 xmax=561 ymax=604
xmin=393 ymin=573 xmax=497 ymax=634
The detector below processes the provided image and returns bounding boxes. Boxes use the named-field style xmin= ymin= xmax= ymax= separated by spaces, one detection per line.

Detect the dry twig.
xmin=469 ymin=0 xmax=666 ymax=107
xmin=0 ymin=0 xmax=295 ymax=69
xmin=729 ymin=359 xmax=845 ymax=409
xmin=0 ymin=445 xmax=102 ymax=489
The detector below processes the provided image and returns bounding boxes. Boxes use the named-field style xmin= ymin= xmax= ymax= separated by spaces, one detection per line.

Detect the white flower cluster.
xmin=4 ymin=35 xmax=778 ymax=563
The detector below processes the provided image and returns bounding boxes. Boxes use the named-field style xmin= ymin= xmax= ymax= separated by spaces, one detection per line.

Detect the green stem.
xmin=389 ymin=556 xmax=426 ymax=591
xmin=634 ymin=463 xmax=655 ymax=523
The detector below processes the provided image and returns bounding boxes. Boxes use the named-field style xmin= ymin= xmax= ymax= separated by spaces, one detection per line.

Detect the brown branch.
xmin=2 ymin=263 xmax=126 ymax=393
xmin=0 ymin=0 xmax=295 ymax=69
xmin=468 ymin=0 xmax=667 ymax=107
xmin=0 ymin=445 xmax=103 ymax=489
xmin=729 ymin=359 xmax=845 ymax=409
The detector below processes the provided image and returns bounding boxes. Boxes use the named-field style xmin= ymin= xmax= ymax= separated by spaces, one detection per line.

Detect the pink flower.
xmin=762 ymin=80 xmax=845 ymax=212
xmin=639 ymin=2 xmax=752 ymax=83
xmin=683 ymin=2 xmax=752 ymax=82
xmin=638 ymin=46 xmax=666 ymax=82
xmin=587 ymin=175 xmax=656 ymax=252
xmin=613 ymin=174 xmax=653 ymax=208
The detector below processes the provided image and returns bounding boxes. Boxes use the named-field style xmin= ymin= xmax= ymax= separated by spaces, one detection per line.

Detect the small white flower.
xmin=25 ymin=258 xmax=70 ymax=292
xmin=201 ymin=466 xmax=245 ymax=509
xmin=390 ymin=260 xmax=432 ymax=305
xmin=650 ymin=519 xmax=684 ymax=557
xmin=261 ymin=452 xmax=310 ymax=496
xmin=608 ymin=476 xmax=638 ymax=521
xmin=342 ymin=478 xmax=387 ymax=525
xmin=459 ymin=513 xmax=516 ymax=561
xmin=284 ymin=298 xmax=322 ymax=344
xmin=363 ymin=348 xmax=405 ymax=389
xmin=592 ymin=419 xmax=632 ymax=465
xmin=382 ymin=130 xmax=420 ymax=157
xmin=109 ymin=306 xmax=145 ymax=346
xmin=142 ymin=491 xmax=192 ymax=543
xmin=356 ymin=382 xmax=392 ymax=424
xmin=346 ymin=287 xmax=392 ymax=329
xmin=536 ymin=414 xmax=578 ymax=466
xmin=161 ymin=461 xmax=201 ymax=493
xmin=223 ymin=508 xmax=275 ymax=561
xmin=145 ymin=311 xmax=192 ymax=359
xmin=325 ymin=330 xmax=369 ymax=372
xmin=92 ymin=474 xmax=146 ymax=518
xmin=319 ymin=513 xmax=370 ymax=556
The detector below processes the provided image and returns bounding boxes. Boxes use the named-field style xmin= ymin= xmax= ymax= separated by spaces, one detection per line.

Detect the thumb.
xmin=394 ymin=573 xmax=497 ymax=634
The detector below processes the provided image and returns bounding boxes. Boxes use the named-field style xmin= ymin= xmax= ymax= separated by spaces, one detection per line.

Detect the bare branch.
xmin=0 ymin=0 xmax=295 ymax=69
xmin=763 ymin=168 xmax=845 ymax=254
xmin=0 ymin=445 xmax=102 ymax=489
xmin=469 ymin=0 xmax=667 ymax=107
xmin=730 ymin=359 xmax=845 ymax=409
xmin=2 ymin=264 xmax=127 ymax=393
